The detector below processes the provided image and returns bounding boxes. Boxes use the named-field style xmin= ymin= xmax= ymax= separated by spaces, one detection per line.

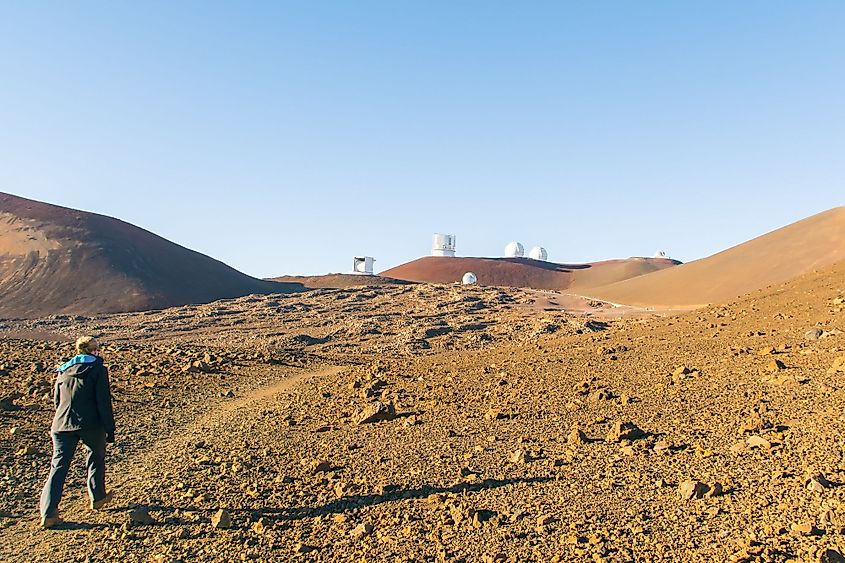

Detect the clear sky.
xmin=1 ymin=2 xmax=843 ymax=277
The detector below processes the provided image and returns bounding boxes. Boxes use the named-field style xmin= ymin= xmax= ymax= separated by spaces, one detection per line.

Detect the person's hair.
xmin=75 ymin=336 xmax=99 ymax=355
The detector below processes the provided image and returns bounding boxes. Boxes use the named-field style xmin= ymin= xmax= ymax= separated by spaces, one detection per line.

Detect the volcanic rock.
xmin=606 ymin=421 xmax=645 ymax=442
xmin=128 ymin=507 xmax=156 ymax=525
xmin=356 ymin=401 xmax=397 ymax=424
xmin=211 ymin=509 xmax=232 ymax=529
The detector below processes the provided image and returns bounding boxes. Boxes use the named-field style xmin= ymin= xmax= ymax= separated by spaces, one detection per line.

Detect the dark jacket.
xmin=51 ymin=354 xmax=115 ymax=433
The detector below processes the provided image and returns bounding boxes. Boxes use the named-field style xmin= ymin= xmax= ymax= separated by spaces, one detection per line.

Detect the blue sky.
xmin=1 ymin=1 xmax=842 ymax=277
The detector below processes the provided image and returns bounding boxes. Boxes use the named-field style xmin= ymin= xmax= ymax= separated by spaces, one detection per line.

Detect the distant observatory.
xmin=462 ymin=272 xmax=477 ymax=285
xmin=528 ymin=246 xmax=548 ymax=261
xmin=504 ymin=241 xmax=524 ymax=258
xmin=653 ymin=250 xmax=669 ymax=259
xmin=352 ymin=256 xmax=375 ymax=275
xmin=432 ymin=233 xmax=456 ymax=257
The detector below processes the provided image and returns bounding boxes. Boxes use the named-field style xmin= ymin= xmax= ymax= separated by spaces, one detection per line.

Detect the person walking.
xmin=39 ymin=336 xmax=116 ymax=528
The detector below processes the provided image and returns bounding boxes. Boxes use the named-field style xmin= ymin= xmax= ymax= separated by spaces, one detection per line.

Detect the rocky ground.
xmin=0 ymin=268 xmax=844 ymax=562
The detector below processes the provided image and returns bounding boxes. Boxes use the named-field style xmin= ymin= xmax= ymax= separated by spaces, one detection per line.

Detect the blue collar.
xmin=58 ymin=354 xmax=99 ymax=372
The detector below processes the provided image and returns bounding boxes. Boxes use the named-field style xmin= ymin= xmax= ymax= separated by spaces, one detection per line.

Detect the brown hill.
xmin=585 ymin=206 xmax=845 ymax=308
xmin=380 ymin=255 xmax=680 ymax=291
xmin=0 ymin=192 xmax=303 ymax=318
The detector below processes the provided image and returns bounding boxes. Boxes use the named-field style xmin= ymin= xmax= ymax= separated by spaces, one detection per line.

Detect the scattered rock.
xmin=766 ymin=359 xmax=786 ymax=372
xmin=606 ymin=421 xmax=645 ymax=442
xmin=678 ymin=480 xmax=709 ymax=500
xmin=745 ymin=435 xmax=771 ymax=449
xmin=567 ymin=427 xmax=588 ymax=445
xmin=211 ymin=509 xmax=232 ymax=529
xmin=484 ymin=409 xmax=506 ymax=421
xmin=350 ymin=522 xmax=373 ymax=539
xmin=128 ymin=507 xmax=156 ymax=525
xmin=294 ymin=542 xmax=316 ymax=554
xmin=509 ymin=449 xmax=528 ymax=464
xmin=589 ymin=388 xmax=614 ymax=401
xmin=356 ymin=401 xmax=397 ymax=424
xmin=250 ymin=518 xmax=267 ymax=534
xmin=804 ymin=328 xmax=824 ymax=340
xmin=805 ymin=472 xmax=831 ymax=492
xmin=308 ymin=460 xmax=332 ymax=474
xmin=790 ymin=521 xmax=818 ymax=536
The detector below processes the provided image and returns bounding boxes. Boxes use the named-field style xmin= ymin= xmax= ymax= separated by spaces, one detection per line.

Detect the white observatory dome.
xmin=461 ymin=272 xmax=477 ymax=285
xmin=504 ymin=241 xmax=524 ymax=258
xmin=528 ymin=246 xmax=548 ymax=261
xmin=653 ymin=250 xmax=668 ymax=259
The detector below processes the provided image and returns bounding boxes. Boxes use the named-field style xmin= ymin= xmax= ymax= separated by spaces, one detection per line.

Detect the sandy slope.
xmin=585 ymin=207 xmax=845 ymax=308
xmin=0 ymin=193 xmax=302 ymax=318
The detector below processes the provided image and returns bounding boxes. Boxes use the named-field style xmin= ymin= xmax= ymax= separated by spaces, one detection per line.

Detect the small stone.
xmin=294 ymin=542 xmax=316 ymax=554
xmin=471 ymin=509 xmax=497 ymax=527
xmin=536 ymin=514 xmax=555 ymax=527
xmin=729 ymin=442 xmax=747 ymax=454
xmin=766 ymin=359 xmax=786 ymax=372
xmin=672 ymin=366 xmax=691 ymax=377
xmin=606 ymin=421 xmax=645 ymax=442
xmin=485 ymin=409 xmax=506 ymax=421
xmin=128 ymin=507 xmax=156 ymax=525
xmin=745 ymin=435 xmax=771 ymax=449
xmin=678 ymin=480 xmax=709 ymax=500
xmin=832 ymin=356 xmax=845 ymax=373
xmin=350 ymin=522 xmax=373 ymax=539
xmin=567 ymin=427 xmax=588 ymax=445
xmin=804 ymin=328 xmax=824 ymax=341
xmin=653 ymin=439 xmax=672 ymax=453
xmin=403 ymin=415 xmax=419 ymax=427
xmin=790 ymin=521 xmax=818 ymax=536
xmin=16 ymin=445 xmax=37 ymax=456
xmin=211 ymin=509 xmax=232 ymax=529
xmin=356 ymin=401 xmax=397 ymax=424
xmin=309 ymin=460 xmax=332 ymax=474
xmin=509 ymin=449 xmax=528 ymax=464
xmin=805 ymin=472 xmax=831 ymax=493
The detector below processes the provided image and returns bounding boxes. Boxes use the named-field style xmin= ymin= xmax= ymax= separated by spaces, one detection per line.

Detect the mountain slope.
xmin=380 ymin=256 xmax=679 ymax=291
xmin=585 ymin=207 xmax=845 ymax=308
xmin=0 ymin=192 xmax=302 ymax=318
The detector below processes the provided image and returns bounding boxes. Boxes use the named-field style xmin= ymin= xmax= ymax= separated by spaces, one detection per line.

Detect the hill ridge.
xmin=0 ymin=192 xmax=302 ymax=318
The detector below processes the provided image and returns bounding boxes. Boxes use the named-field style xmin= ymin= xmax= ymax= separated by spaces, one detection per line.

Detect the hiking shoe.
xmin=40 ymin=515 xmax=61 ymax=529
xmin=91 ymin=491 xmax=114 ymax=510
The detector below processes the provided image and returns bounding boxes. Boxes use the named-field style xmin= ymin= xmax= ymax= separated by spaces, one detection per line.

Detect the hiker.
xmin=39 ymin=336 xmax=116 ymax=528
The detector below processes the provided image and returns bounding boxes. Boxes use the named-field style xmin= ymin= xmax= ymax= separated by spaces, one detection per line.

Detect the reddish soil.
xmin=380 ymin=256 xmax=680 ymax=291
xmin=0 ymin=193 xmax=303 ymax=319
xmin=269 ymin=274 xmax=414 ymax=289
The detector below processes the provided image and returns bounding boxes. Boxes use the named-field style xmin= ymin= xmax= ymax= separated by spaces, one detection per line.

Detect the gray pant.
xmin=39 ymin=428 xmax=107 ymax=518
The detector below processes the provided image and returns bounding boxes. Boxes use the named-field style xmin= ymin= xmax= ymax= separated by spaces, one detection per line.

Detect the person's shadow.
xmin=117 ymin=475 xmax=553 ymax=524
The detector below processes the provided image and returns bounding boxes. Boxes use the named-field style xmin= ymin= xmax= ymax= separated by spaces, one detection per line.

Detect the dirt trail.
xmin=1 ymin=364 xmax=341 ymax=563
